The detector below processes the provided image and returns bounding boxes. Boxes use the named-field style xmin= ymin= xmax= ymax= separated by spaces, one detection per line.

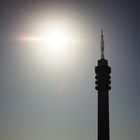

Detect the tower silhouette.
xmin=95 ymin=30 xmax=111 ymax=140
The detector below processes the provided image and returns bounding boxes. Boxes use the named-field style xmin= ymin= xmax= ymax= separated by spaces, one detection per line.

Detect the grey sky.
xmin=0 ymin=0 xmax=139 ymax=140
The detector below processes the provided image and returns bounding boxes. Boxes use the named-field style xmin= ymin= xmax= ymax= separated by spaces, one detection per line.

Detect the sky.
xmin=0 ymin=0 xmax=139 ymax=140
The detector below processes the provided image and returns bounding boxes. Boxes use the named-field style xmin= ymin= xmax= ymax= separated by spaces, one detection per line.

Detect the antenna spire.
xmin=101 ymin=29 xmax=104 ymax=59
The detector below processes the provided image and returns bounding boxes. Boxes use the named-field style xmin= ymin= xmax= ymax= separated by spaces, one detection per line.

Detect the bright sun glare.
xmin=20 ymin=23 xmax=75 ymax=50
xmin=36 ymin=24 xmax=75 ymax=60
xmin=18 ymin=18 xmax=81 ymax=66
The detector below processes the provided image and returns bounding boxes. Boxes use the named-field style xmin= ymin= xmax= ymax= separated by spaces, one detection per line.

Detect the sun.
xmin=36 ymin=24 xmax=74 ymax=60
xmin=45 ymin=27 xmax=68 ymax=48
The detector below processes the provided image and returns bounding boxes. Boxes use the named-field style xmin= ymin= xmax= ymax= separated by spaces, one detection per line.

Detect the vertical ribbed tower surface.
xmin=95 ymin=30 xmax=111 ymax=140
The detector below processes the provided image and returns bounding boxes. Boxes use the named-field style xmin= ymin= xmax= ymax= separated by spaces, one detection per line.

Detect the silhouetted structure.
xmin=95 ymin=30 xmax=111 ymax=140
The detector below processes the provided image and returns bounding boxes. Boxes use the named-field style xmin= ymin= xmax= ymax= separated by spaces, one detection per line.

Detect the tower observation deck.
xmin=95 ymin=30 xmax=111 ymax=140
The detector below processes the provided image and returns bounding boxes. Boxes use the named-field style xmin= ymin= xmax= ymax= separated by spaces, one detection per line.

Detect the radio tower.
xmin=95 ymin=30 xmax=111 ymax=140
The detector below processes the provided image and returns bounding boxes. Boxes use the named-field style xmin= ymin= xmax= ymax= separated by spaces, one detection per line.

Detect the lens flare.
xmin=16 ymin=17 xmax=83 ymax=67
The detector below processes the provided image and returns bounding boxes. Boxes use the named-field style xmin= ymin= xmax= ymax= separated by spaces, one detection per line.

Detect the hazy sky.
xmin=0 ymin=0 xmax=139 ymax=140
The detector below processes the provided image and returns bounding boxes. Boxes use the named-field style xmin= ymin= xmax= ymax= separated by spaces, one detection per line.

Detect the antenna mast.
xmin=101 ymin=29 xmax=104 ymax=59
